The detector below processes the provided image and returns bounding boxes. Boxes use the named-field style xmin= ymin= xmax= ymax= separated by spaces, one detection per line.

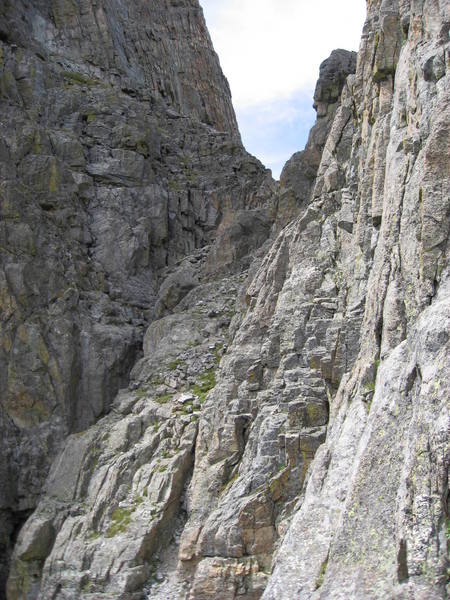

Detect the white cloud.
xmin=201 ymin=0 xmax=366 ymax=109
xmin=236 ymin=92 xmax=316 ymax=178
xmin=239 ymin=92 xmax=314 ymax=127
xmin=200 ymin=0 xmax=367 ymax=179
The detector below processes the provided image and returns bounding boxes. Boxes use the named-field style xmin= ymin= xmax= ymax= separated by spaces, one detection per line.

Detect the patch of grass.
xmin=105 ymin=507 xmax=133 ymax=538
xmin=49 ymin=159 xmax=59 ymax=193
xmin=364 ymin=359 xmax=380 ymax=402
xmin=15 ymin=559 xmax=31 ymax=594
xmin=81 ymin=579 xmax=93 ymax=593
xmin=168 ymin=179 xmax=181 ymax=192
xmin=191 ymin=369 xmax=216 ymax=403
xmin=63 ymin=70 xmax=99 ymax=86
xmin=168 ymin=358 xmax=184 ymax=371
xmin=314 ymin=555 xmax=329 ymax=589
xmin=364 ymin=382 xmax=376 ymax=393
xmin=155 ymin=392 xmax=173 ymax=404
xmin=87 ymin=530 xmax=100 ymax=541
xmin=220 ymin=472 xmax=238 ymax=495
xmin=136 ymin=140 xmax=149 ymax=156
xmin=135 ymin=387 xmax=148 ymax=399
xmin=187 ymin=171 xmax=199 ymax=185
xmin=214 ymin=343 xmax=223 ymax=365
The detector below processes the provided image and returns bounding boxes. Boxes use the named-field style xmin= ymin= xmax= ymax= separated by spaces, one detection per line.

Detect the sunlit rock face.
xmin=2 ymin=0 xmax=449 ymax=599
xmin=263 ymin=0 xmax=450 ymax=597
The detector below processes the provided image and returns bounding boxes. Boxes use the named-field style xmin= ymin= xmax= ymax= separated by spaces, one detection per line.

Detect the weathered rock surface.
xmin=3 ymin=0 xmax=450 ymax=599
xmin=263 ymin=0 xmax=450 ymax=597
xmin=6 ymin=261 xmax=250 ymax=599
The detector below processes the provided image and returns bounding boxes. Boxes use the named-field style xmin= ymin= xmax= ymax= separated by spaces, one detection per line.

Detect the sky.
xmin=201 ymin=0 xmax=367 ymax=179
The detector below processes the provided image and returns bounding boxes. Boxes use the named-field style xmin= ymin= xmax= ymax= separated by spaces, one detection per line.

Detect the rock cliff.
xmin=1 ymin=0 xmax=449 ymax=599
xmin=0 ymin=0 xmax=275 ymax=592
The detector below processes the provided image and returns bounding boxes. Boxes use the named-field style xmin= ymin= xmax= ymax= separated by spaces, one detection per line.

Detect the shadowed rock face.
xmin=0 ymin=0 xmax=240 ymax=136
xmin=2 ymin=0 xmax=450 ymax=599
xmin=0 ymin=0 xmax=276 ymax=592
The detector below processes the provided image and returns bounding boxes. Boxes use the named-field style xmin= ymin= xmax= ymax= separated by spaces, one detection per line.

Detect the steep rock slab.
xmin=4 ymin=41 xmax=357 ymax=599
xmin=175 ymin=0 xmax=449 ymax=597
xmin=178 ymin=80 xmax=362 ymax=600
xmin=5 ymin=0 xmax=449 ymax=598
xmin=0 ymin=0 xmax=240 ymax=136
xmin=6 ymin=267 xmax=247 ymax=599
xmin=264 ymin=0 xmax=450 ymax=597
xmin=264 ymin=283 xmax=449 ymax=599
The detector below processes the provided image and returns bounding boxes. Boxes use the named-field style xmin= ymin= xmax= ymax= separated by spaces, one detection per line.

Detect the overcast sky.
xmin=201 ymin=0 xmax=366 ymax=178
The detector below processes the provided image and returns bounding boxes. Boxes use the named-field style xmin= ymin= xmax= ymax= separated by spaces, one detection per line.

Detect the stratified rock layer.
xmin=3 ymin=0 xmax=450 ymax=599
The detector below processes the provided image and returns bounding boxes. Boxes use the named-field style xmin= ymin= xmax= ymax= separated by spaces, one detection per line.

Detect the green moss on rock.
xmin=105 ymin=507 xmax=133 ymax=538
xmin=63 ymin=71 xmax=100 ymax=86
xmin=191 ymin=368 xmax=216 ymax=403
xmin=155 ymin=392 xmax=173 ymax=404
xmin=314 ymin=555 xmax=329 ymax=589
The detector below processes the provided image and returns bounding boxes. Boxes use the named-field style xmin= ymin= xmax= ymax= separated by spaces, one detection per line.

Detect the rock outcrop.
xmin=2 ymin=0 xmax=449 ymax=599
xmin=277 ymin=49 xmax=357 ymax=229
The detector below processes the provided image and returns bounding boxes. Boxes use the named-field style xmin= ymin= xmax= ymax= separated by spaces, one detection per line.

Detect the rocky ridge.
xmin=2 ymin=0 xmax=450 ymax=599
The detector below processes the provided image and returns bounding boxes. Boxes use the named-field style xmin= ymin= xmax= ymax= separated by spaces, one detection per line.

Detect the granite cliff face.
xmin=1 ymin=0 xmax=449 ymax=599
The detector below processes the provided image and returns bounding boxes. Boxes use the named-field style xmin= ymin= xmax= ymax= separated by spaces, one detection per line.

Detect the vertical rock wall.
xmin=0 ymin=0 xmax=275 ymax=592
